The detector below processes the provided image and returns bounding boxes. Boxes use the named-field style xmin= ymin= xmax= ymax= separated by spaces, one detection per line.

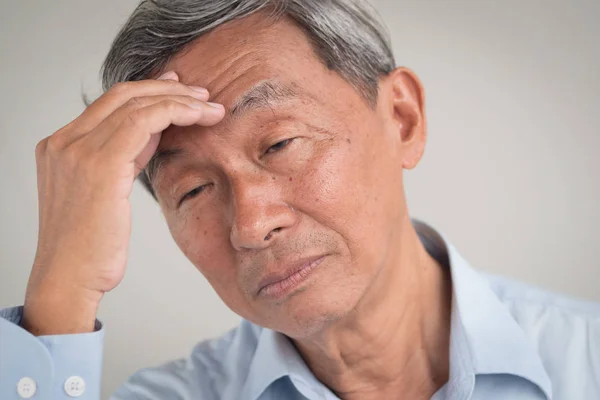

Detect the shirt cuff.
xmin=0 ymin=306 xmax=104 ymax=399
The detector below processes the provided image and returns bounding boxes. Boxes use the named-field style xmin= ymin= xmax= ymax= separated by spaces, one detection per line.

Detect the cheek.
xmin=294 ymin=132 xmax=396 ymax=270
xmin=295 ymin=137 xmax=369 ymax=225
xmin=166 ymin=211 xmax=240 ymax=295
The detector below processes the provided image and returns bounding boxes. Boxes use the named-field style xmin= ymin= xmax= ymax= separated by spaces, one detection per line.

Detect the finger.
xmin=99 ymin=100 xmax=225 ymax=176
xmin=75 ymin=71 xmax=209 ymax=132
xmin=86 ymin=94 xmax=218 ymax=148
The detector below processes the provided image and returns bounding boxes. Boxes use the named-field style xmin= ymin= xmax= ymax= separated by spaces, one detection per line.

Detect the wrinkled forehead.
xmin=162 ymin=13 xmax=321 ymax=108
xmin=150 ymin=12 xmax=344 ymax=160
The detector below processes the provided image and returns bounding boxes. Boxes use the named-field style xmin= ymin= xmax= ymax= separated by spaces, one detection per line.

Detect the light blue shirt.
xmin=1 ymin=221 xmax=599 ymax=399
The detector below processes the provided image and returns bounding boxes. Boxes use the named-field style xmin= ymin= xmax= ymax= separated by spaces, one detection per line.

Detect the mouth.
xmin=257 ymin=255 xmax=327 ymax=299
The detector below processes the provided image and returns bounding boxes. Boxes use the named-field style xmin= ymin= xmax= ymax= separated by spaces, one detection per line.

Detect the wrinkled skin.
xmin=154 ymin=14 xmax=423 ymax=335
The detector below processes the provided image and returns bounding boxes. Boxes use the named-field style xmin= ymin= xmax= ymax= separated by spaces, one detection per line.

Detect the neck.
xmin=293 ymin=217 xmax=452 ymax=400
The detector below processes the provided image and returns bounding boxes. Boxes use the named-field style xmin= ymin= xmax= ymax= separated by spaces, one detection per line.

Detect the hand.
xmin=22 ymin=71 xmax=225 ymax=335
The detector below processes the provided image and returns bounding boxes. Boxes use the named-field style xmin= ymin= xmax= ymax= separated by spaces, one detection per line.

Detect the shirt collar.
xmin=414 ymin=220 xmax=552 ymax=399
xmin=242 ymin=325 xmax=333 ymax=399
xmin=243 ymin=220 xmax=553 ymax=400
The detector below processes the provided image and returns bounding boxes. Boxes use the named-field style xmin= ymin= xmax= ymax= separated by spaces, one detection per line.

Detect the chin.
xmin=265 ymin=278 xmax=365 ymax=339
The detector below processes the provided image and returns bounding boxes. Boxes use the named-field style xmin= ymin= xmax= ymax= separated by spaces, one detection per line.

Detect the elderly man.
xmin=1 ymin=1 xmax=598 ymax=399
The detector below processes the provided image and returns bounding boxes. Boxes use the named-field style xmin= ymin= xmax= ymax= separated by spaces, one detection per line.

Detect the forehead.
xmin=163 ymin=13 xmax=322 ymax=107
xmin=152 ymin=12 xmax=359 ymax=158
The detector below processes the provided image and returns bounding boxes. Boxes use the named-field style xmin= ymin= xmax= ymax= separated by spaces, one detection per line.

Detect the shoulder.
xmin=482 ymin=272 xmax=600 ymax=398
xmin=111 ymin=320 xmax=263 ymax=400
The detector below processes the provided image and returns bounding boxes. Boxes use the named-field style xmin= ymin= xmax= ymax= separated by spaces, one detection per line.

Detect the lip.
xmin=257 ymin=255 xmax=327 ymax=299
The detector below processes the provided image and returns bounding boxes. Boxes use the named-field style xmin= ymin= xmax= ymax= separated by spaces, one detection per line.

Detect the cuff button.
xmin=64 ymin=376 xmax=86 ymax=397
xmin=17 ymin=377 xmax=37 ymax=399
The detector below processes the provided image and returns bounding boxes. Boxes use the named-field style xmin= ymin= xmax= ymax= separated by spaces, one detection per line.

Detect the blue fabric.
xmin=0 ymin=306 xmax=104 ymax=399
xmin=1 ymin=221 xmax=599 ymax=399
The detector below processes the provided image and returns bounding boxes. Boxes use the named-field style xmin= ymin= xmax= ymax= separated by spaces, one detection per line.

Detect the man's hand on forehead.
xmin=23 ymin=71 xmax=225 ymax=336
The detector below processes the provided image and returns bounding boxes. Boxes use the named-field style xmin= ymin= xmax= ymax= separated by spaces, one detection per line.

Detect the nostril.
xmin=264 ymin=227 xmax=282 ymax=241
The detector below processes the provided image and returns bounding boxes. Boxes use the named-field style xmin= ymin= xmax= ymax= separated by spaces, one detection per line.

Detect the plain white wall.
xmin=1 ymin=0 xmax=598 ymax=396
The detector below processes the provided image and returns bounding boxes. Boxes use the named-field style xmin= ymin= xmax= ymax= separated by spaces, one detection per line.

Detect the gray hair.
xmin=100 ymin=0 xmax=396 ymax=198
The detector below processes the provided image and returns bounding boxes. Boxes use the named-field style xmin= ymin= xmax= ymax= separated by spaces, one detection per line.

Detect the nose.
xmin=229 ymin=176 xmax=297 ymax=251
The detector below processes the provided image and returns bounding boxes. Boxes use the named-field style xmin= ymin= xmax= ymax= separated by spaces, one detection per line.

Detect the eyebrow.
xmin=230 ymin=80 xmax=298 ymax=117
xmin=145 ymin=80 xmax=298 ymax=187
xmin=146 ymin=148 xmax=185 ymax=187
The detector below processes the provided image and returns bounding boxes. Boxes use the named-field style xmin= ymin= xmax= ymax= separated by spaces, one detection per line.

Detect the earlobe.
xmin=401 ymin=142 xmax=426 ymax=170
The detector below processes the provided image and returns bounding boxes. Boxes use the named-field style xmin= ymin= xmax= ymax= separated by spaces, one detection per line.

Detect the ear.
xmin=381 ymin=68 xmax=427 ymax=170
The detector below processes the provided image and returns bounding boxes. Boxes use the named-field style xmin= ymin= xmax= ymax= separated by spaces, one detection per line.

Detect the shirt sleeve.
xmin=0 ymin=306 xmax=105 ymax=399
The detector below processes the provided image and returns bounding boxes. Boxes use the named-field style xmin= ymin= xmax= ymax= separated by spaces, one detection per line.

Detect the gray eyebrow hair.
xmin=145 ymin=80 xmax=298 ymax=188
xmin=146 ymin=147 xmax=184 ymax=187
xmin=230 ymin=80 xmax=298 ymax=117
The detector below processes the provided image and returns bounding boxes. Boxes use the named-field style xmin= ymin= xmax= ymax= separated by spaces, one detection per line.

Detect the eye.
xmin=265 ymin=138 xmax=294 ymax=154
xmin=178 ymin=184 xmax=209 ymax=207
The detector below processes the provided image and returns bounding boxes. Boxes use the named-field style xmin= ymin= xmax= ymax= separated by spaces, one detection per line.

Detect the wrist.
xmin=23 ymin=279 xmax=103 ymax=336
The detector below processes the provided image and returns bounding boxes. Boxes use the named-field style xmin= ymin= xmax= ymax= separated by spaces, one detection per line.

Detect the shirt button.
xmin=64 ymin=376 xmax=86 ymax=397
xmin=16 ymin=377 xmax=37 ymax=399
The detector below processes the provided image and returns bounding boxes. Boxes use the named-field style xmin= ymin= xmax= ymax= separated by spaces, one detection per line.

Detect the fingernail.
xmin=189 ymin=86 xmax=209 ymax=94
xmin=206 ymin=102 xmax=224 ymax=109
xmin=157 ymin=71 xmax=178 ymax=81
